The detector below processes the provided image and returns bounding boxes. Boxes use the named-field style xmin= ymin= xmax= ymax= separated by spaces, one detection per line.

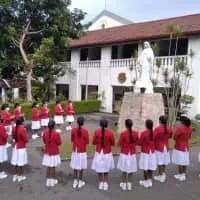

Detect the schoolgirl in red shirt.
xmin=91 ymin=119 xmax=115 ymax=191
xmin=54 ymin=100 xmax=64 ymax=132
xmin=139 ymin=119 xmax=157 ymax=188
xmin=11 ymin=117 xmax=28 ymax=183
xmin=0 ymin=117 xmax=8 ymax=179
xmin=31 ymin=102 xmax=41 ymax=140
xmin=117 ymin=119 xmax=139 ymax=191
xmin=1 ymin=103 xmax=13 ymax=148
xmin=172 ymin=116 xmax=192 ymax=181
xmin=40 ymin=101 xmax=49 ymax=129
xmin=13 ymin=103 xmax=24 ymax=122
xmin=42 ymin=120 xmax=62 ymax=187
xmin=70 ymin=117 xmax=89 ymax=189
xmin=154 ymin=116 xmax=172 ymax=183
xmin=66 ymin=101 xmax=75 ymax=131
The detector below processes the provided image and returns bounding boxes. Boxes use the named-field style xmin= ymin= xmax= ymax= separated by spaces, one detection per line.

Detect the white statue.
xmin=135 ymin=41 xmax=154 ymax=94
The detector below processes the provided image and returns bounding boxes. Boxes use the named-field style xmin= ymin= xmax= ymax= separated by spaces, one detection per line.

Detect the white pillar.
xmin=13 ymin=88 xmax=19 ymax=100
xmin=99 ymin=46 xmax=113 ymax=113
xmin=138 ymin=42 xmax=143 ymax=56
xmin=69 ymin=49 xmax=81 ymax=101
xmin=187 ymin=37 xmax=200 ymax=118
xmin=2 ymin=88 xmax=6 ymax=103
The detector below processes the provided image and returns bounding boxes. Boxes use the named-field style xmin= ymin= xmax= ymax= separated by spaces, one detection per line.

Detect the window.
xmin=56 ymin=84 xmax=69 ymax=99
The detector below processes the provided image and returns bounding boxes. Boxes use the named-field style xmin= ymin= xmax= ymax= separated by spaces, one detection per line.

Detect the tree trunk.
xmin=26 ymin=69 xmax=33 ymax=101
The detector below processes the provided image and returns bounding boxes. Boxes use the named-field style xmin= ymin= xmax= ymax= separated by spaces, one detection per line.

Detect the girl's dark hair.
xmin=42 ymin=101 xmax=47 ymax=106
xmin=48 ymin=120 xmax=56 ymax=144
xmin=125 ymin=119 xmax=134 ymax=144
xmin=159 ymin=115 xmax=168 ymax=135
xmin=69 ymin=100 xmax=72 ymax=104
xmin=100 ymin=119 xmax=108 ymax=148
xmin=146 ymin=119 xmax=154 ymax=141
xmin=77 ymin=117 xmax=84 ymax=138
xmin=15 ymin=117 xmax=25 ymax=143
xmin=56 ymin=100 xmax=60 ymax=104
xmin=1 ymin=103 xmax=8 ymax=111
xmin=32 ymin=102 xmax=37 ymax=108
xmin=182 ymin=117 xmax=191 ymax=127
xmin=14 ymin=103 xmax=19 ymax=109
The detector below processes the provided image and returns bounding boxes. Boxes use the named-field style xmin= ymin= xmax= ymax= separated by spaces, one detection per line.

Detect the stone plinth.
xmin=118 ymin=93 xmax=165 ymax=132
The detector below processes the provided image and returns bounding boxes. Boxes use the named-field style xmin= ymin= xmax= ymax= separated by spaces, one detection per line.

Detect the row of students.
xmin=70 ymin=115 xmax=192 ymax=190
xmin=31 ymin=101 xmax=75 ymax=139
xmin=0 ymin=114 xmax=194 ymax=191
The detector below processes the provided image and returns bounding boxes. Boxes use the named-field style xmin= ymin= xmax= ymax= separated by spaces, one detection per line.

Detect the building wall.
xmin=88 ymin=16 xmax=125 ymax=31
xmin=187 ymin=36 xmax=200 ymax=117
xmin=56 ymin=36 xmax=200 ymax=117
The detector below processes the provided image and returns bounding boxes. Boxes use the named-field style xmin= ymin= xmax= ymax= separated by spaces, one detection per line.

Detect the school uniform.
xmin=0 ymin=124 xmax=8 ymax=163
xmin=1 ymin=110 xmax=12 ymax=136
xmin=117 ymin=129 xmax=139 ymax=173
xmin=139 ymin=129 xmax=157 ymax=171
xmin=11 ymin=126 xmax=28 ymax=166
xmin=42 ymin=129 xmax=62 ymax=167
xmin=91 ymin=128 xmax=115 ymax=173
xmin=70 ymin=127 xmax=89 ymax=170
xmin=54 ymin=104 xmax=64 ymax=125
xmin=66 ymin=104 xmax=75 ymax=123
xmin=154 ymin=125 xmax=172 ymax=165
xmin=31 ymin=107 xmax=41 ymax=130
xmin=172 ymin=124 xmax=192 ymax=166
xmin=13 ymin=107 xmax=22 ymax=121
xmin=41 ymin=106 xmax=49 ymax=127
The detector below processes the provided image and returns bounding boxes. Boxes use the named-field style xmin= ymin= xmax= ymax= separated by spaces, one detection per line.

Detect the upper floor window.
xmin=80 ymin=47 xmax=101 ymax=61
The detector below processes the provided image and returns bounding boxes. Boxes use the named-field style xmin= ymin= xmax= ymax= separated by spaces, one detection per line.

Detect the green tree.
xmin=0 ymin=0 xmax=87 ymax=101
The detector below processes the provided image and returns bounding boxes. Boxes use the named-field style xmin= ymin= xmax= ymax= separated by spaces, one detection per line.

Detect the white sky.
xmin=71 ymin=0 xmax=200 ymax=23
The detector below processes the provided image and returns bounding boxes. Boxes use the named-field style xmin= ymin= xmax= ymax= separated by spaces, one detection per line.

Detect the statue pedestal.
xmin=118 ymin=93 xmax=165 ymax=132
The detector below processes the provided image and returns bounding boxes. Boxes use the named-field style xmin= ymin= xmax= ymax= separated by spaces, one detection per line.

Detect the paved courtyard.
xmin=1 ymin=113 xmax=200 ymax=200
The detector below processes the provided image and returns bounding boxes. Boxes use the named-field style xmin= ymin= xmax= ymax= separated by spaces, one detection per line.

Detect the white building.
xmin=56 ymin=11 xmax=200 ymax=118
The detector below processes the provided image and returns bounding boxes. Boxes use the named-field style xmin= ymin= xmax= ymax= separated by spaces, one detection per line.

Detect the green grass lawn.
xmin=60 ymin=126 xmax=200 ymax=160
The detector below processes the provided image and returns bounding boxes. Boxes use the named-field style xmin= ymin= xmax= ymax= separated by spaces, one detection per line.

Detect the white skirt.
xmin=139 ymin=152 xmax=157 ymax=171
xmin=42 ymin=154 xmax=61 ymax=167
xmin=172 ymin=149 xmax=190 ymax=166
xmin=91 ymin=151 xmax=115 ymax=173
xmin=32 ymin=121 xmax=41 ymax=130
xmin=66 ymin=115 xmax=75 ymax=123
xmin=54 ymin=116 xmax=64 ymax=125
xmin=5 ymin=125 xmax=12 ymax=136
xmin=11 ymin=147 xmax=28 ymax=166
xmin=117 ymin=153 xmax=137 ymax=173
xmin=70 ymin=152 xmax=87 ymax=170
xmin=0 ymin=145 xmax=8 ymax=163
xmin=155 ymin=146 xmax=170 ymax=165
xmin=41 ymin=118 xmax=49 ymax=127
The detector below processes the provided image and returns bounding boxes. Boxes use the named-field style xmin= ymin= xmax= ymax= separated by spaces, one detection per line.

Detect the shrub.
xmin=18 ymin=100 xmax=101 ymax=120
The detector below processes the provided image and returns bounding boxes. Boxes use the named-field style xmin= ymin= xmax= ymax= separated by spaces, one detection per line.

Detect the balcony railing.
xmin=79 ymin=60 xmax=101 ymax=68
xmin=110 ymin=58 xmax=137 ymax=68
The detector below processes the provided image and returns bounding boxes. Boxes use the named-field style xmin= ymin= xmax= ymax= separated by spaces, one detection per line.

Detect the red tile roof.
xmin=71 ymin=13 xmax=200 ymax=48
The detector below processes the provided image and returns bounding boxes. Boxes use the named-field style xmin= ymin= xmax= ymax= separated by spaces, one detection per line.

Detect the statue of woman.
xmin=135 ymin=41 xmax=154 ymax=94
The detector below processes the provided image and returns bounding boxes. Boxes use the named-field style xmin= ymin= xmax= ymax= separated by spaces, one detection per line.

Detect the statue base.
xmin=118 ymin=92 xmax=165 ymax=132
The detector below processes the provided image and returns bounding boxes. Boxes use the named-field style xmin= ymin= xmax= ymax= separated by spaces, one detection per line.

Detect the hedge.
xmin=16 ymin=100 xmax=101 ymax=120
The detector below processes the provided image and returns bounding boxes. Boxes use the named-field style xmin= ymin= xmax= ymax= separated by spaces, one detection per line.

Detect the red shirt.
xmin=140 ymin=129 xmax=156 ymax=153
xmin=13 ymin=107 xmax=22 ymax=120
xmin=154 ymin=125 xmax=172 ymax=152
xmin=71 ymin=127 xmax=89 ymax=153
xmin=32 ymin=107 xmax=40 ymax=121
xmin=66 ymin=104 xmax=75 ymax=116
xmin=43 ymin=129 xmax=62 ymax=155
xmin=1 ymin=110 xmax=11 ymax=126
xmin=12 ymin=125 xmax=28 ymax=149
xmin=54 ymin=104 xmax=63 ymax=116
xmin=0 ymin=123 xmax=8 ymax=145
xmin=92 ymin=128 xmax=115 ymax=154
xmin=41 ymin=106 xmax=49 ymax=119
xmin=174 ymin=124 xmax=192 ymax=152
xmin=118 ymin=129 xmax=139 ymax=155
